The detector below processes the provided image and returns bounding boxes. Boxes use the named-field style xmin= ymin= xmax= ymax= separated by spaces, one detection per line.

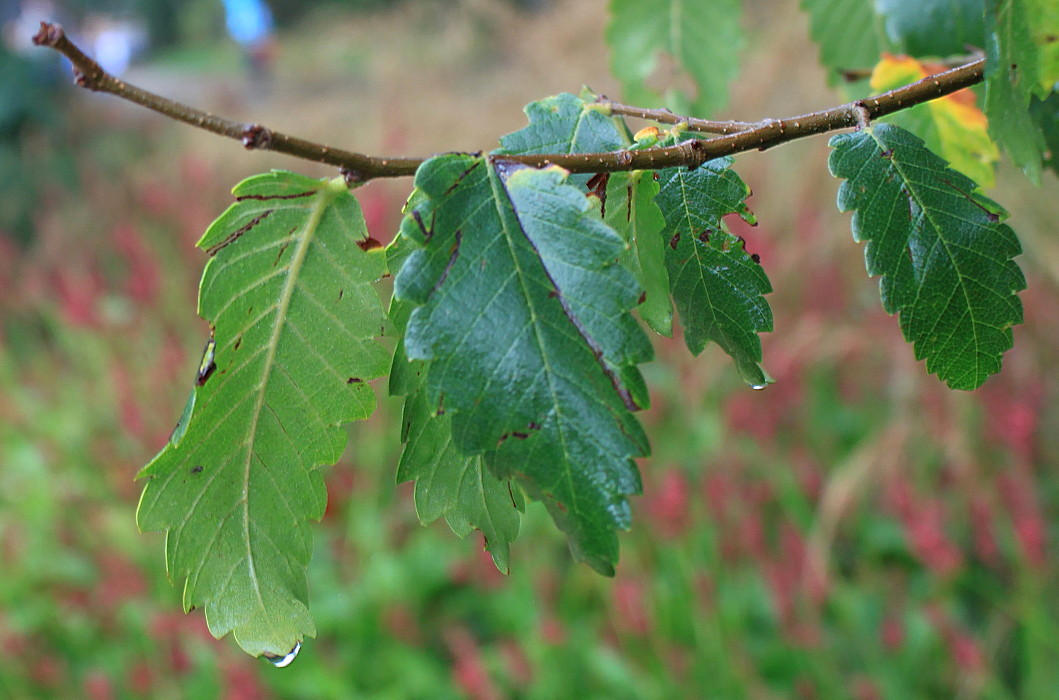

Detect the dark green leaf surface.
xmin=137 ymin=172 xmax=390 ymax=658
xmin=875 ymin=0 xmax=985 ymax=57
xmin=655 ymin=157 xmax=773 ymax=387
xmin=604 ymin=170 xmax=673 ymax=337
xmin=985 ymin=0 xmax=1045 ymax=182
xmin=497 ymin=92 xmax=626 ymax=157
xmin=1031 ymin=90 xmax=1059 ymax=176
xmin=394 ymin=154 xmax=651 ymax=574
xmin=607 ymin=0 xmax=744 ymax=117
xmin=800 ymin=0 xmax=883 ymax=80
xmin=829 ymin=124 xmax=1024 ymax=389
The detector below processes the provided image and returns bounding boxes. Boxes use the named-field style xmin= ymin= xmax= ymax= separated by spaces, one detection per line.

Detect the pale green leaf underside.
xmin=497 ymin=92 xmax=627 ymax=157
xmin=829 ymin=124 xmax=1024 ymax=390
xmin=607 ymin=0 xmax=744 ymax=117
xmin=394 ymin=154 xmax=650 ymax=575
xmin=604 ymin=170 xmax=673 ymax=337
xmin=655 ymin=157 xmax=774 ymax=387
xmin=136 ymin=171 xmax=389 ymax=658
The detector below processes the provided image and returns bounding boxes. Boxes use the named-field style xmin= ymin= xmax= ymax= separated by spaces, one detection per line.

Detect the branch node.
xmin=341 ymin=168 xmax=367 ymax=186
xmin=31 ymin=21 xmax=63 ymax=48
xmin=242 ymin=124 xmax=273 ymax=150
xmin=853 ymin=101 xmax=872 ymax=130
xmin=684 ymin=139 xmax=707 ymax=170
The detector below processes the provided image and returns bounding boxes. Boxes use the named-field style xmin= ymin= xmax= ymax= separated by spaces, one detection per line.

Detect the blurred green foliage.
xmin=0 ymin=45 xmax=74 ymax=245
xmin=3 ymin=129 xmax=1057 ymax=696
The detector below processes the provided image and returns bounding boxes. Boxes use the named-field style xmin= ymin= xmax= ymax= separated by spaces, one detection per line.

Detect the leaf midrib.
xmin=487 ymin=167 xmax=583 ymax=525
xmin=870 ymin=127 xmax=982 ymax=377
xmin=238 ymin=181 xmax=335 ymax=620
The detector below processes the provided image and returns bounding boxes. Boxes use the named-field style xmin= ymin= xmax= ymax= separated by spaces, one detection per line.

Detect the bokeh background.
xmin=3 ymin=1 xmax=1059 ymax=697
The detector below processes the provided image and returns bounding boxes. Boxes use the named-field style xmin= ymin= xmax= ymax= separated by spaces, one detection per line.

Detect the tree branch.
xmin=31 ymin=22 xmax=422 ymax=182
xmin=34 ymin=21 xmax=985 ymax=182
xmin=595 ymin=101 xmax=755 ymax=134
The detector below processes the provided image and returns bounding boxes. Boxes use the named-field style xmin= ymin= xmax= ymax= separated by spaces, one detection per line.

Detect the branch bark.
xmin=34 ymin=21 xmax=985 ymax=183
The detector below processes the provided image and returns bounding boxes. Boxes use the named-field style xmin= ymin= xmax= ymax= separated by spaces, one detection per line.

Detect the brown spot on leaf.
xmin=543 ymin=492 xmax=567 ymax=513
xmin=235 ymin=190 xmax=314 ymax=202
xmin=434 ymin=230 xmax=463 ymax=292
xmin=357 ymin=236 xmax=383 ymax=251
xmin=205 ymin=210 xmax=274 ymax=256
xmin=273 ymin=242 xmax=289 ymax=267
xmin=586 ymin=172 xmax=610 ymax=217
xmin=412 ymin=209 xmax=432 ymax=241
xmin=196 ymin=359 xmax=216 ymax=387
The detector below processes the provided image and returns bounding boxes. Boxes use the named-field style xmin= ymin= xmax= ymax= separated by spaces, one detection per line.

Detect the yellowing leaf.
xmin=871 ymin=54 xmax=1000 ymax=187
xmin=870 ymin=54 xmax=925 ymax=90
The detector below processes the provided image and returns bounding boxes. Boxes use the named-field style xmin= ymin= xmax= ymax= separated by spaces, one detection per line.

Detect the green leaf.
xmin=137 ymin=172 xmax=390 ymax=658
xmin=387 ymin=234 xmax=523 ymax=574
xmin=829 ymin=124 xmax=1025 ymax=389
xmin=390 ymin=342 xmax=523 ymax=574
xmin=604 ymin=171 xmax=673 ymax=336
xmin=606 ymin=0 xmax=744 ymax=117
xmin=875 ymin=0 xmax=986 ymax=57
xmin=1030 ymin=90 xmax=1059 ymax=176
xmin=800 ymin=0 xmax=883 ymax=80
xmin=497 ymin=92 xmax=627 ymax=157
xmin=654 ymin=157 xmax=774 ymax=388
xmin=985 ymin=0 xmax=1045 ymax=181
xmin=1026 ymin=0 xmax=1059 ymax=90
xmin=394 ymin=154 xmax=651 ymax=574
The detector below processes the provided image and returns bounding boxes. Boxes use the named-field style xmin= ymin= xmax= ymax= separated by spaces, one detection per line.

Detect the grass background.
xmin=2 ymin=1 xmax=1059 ymax=697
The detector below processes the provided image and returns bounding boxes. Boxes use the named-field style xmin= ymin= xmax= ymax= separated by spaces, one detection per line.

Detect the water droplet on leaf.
xmin=750 ymin=383 xmax=768 ymax=391
xmin=263 ymin=642 xmax=301 ymax=668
